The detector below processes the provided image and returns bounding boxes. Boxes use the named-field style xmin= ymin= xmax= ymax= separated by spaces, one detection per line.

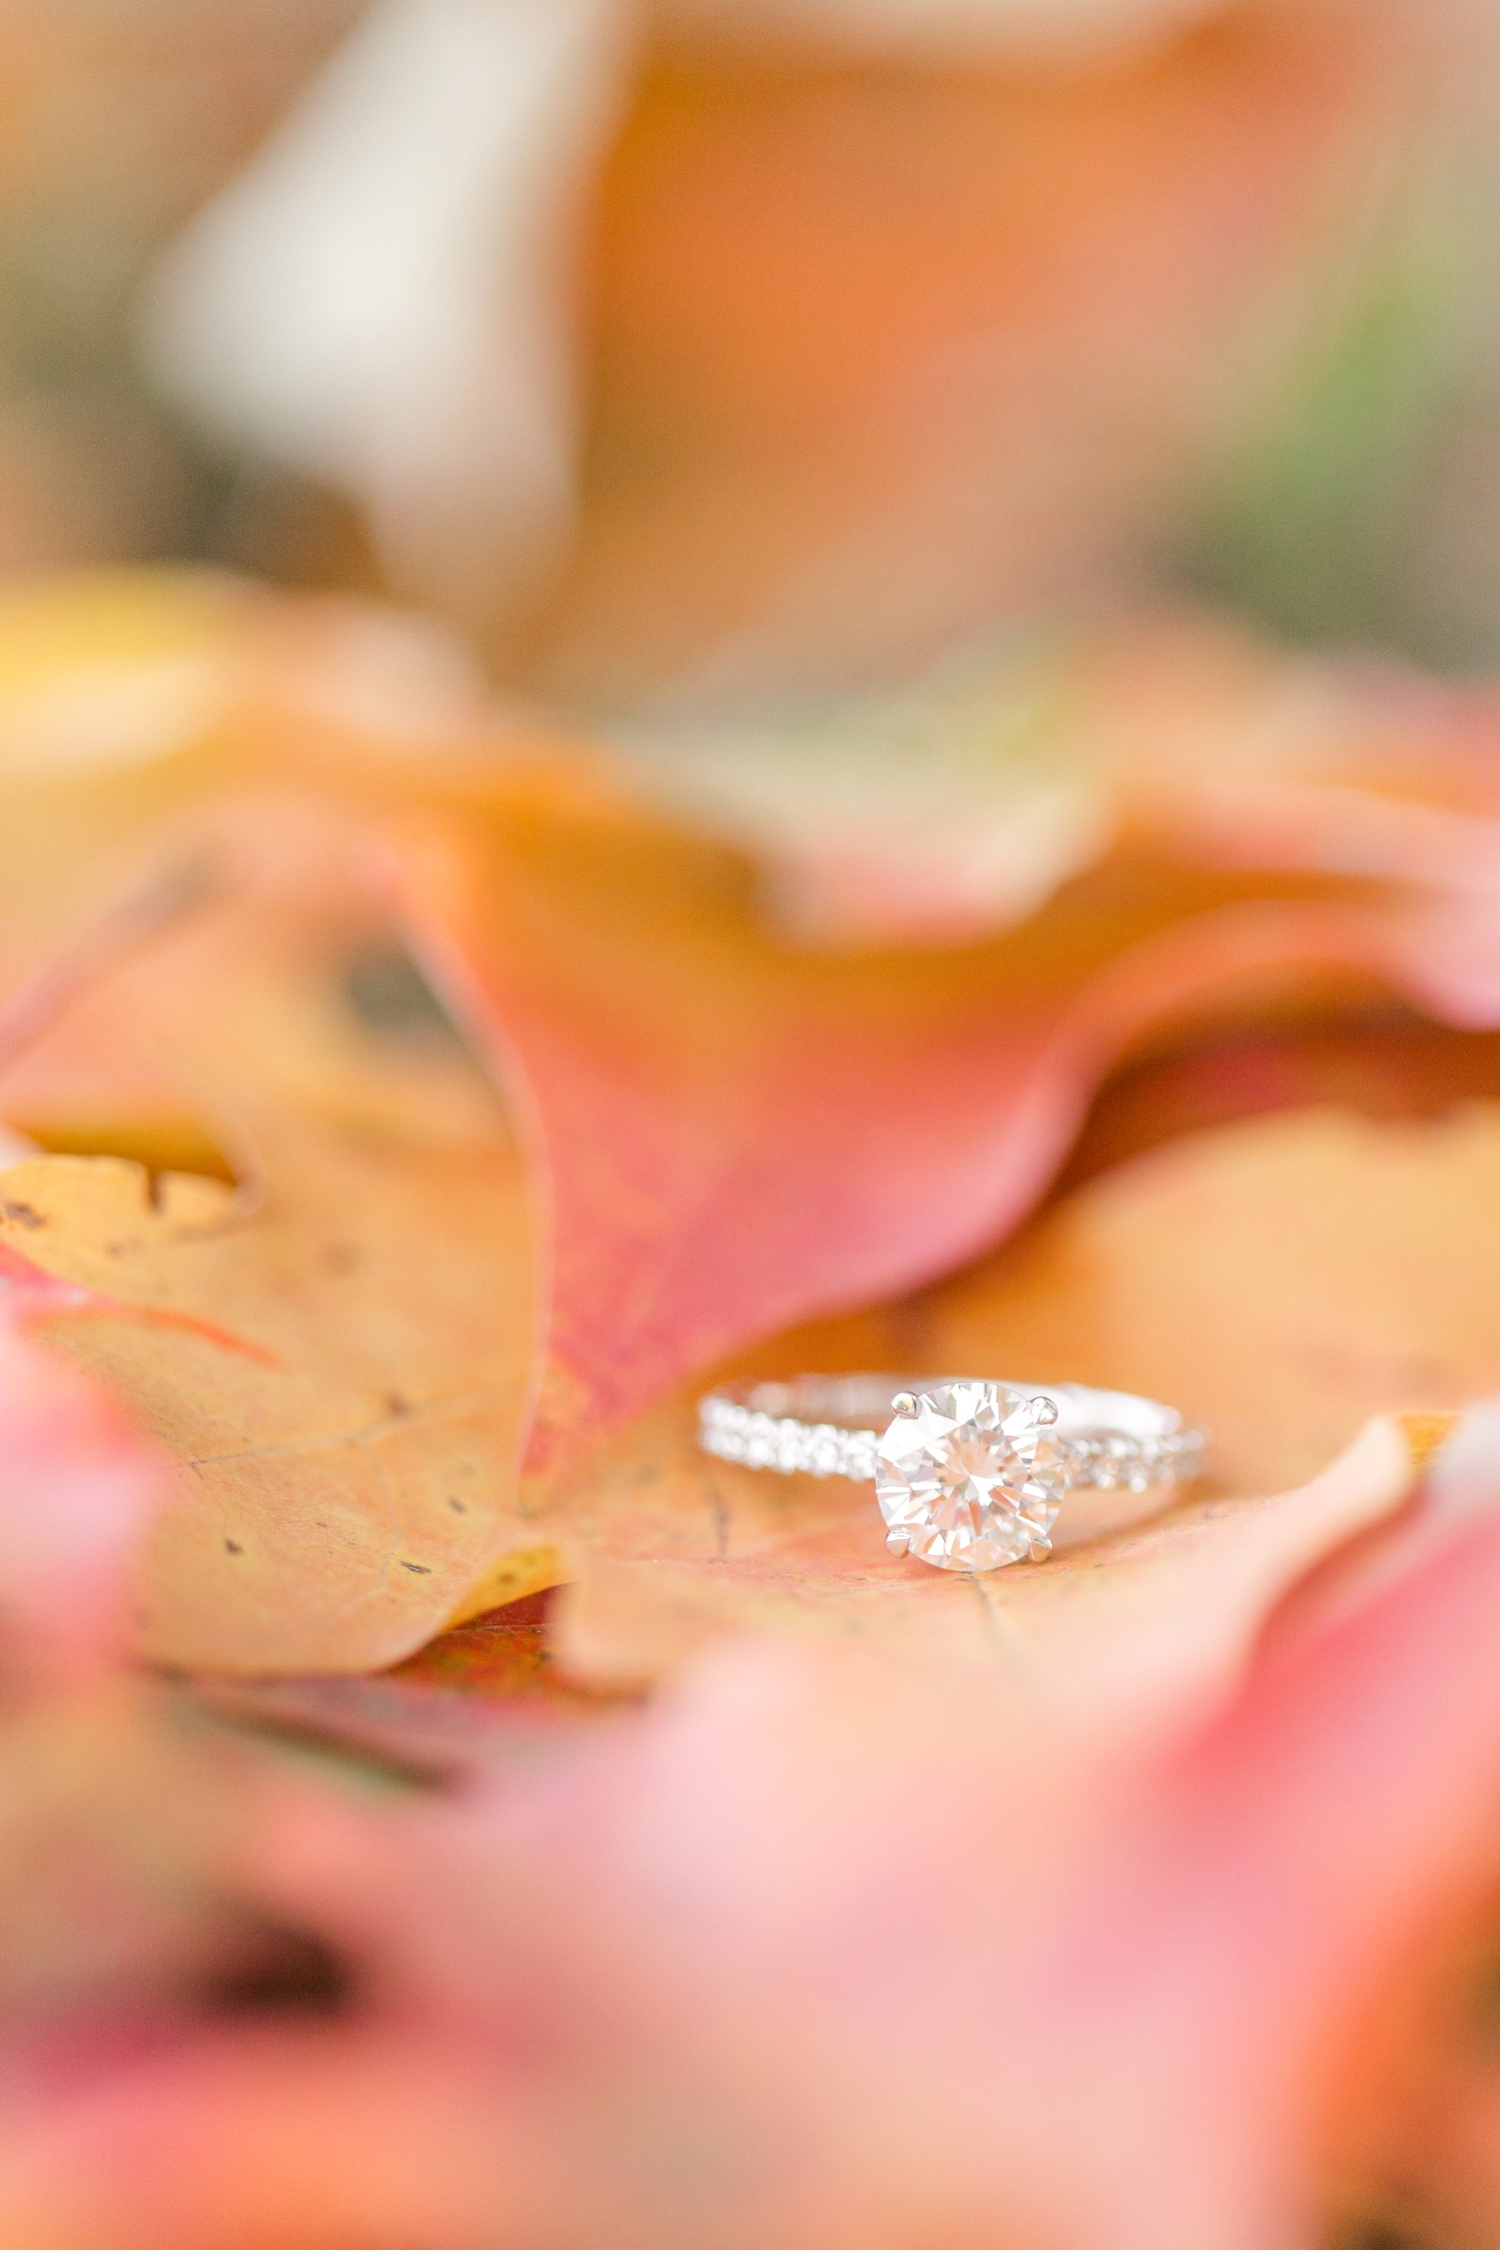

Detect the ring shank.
xmin=725 ymin=1374 xmax=1182 ymax=1445
xmin=698 ymin=1373 xmax=1206 ymax=1524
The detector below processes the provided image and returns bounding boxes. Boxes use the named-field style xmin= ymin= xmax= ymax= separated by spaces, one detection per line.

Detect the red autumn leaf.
xmin=7 ymin=1420 xmax=1500 ymax=2248
xmin=0 ymin=1310 xmax=352 ymax=2049
xmin=397 ymin=669 xmax=1500 ymax=1493
xmin=0 ymin=1312 xmax=158 ymax=1687
xmin=3 ymin=580 xmax=1500 ymax=1690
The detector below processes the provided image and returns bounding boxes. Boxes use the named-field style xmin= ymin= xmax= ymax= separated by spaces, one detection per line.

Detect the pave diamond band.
xmin=698 ymin=1374 xmax=1206 ymax=1573
xmin=700 ymin=1377 xmax=886 ymax=1482
xmin=699 ymin=1374 xmax=1203 ymax=1492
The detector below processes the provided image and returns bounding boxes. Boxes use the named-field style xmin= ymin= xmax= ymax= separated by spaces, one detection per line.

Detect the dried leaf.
xmin=389 ymin=1589 xmax=627 ymax=1710
xmin=9 ymin=1450 xmax=1500 ymax=2250
xmin=540 ymin=1387 xmax=1427 ymax=1717
xmin=532 ymin=10 xmax=1414 ymax=699
xmin=0 ymin=813 xmax=538 ymax=1675
xmin=617 ymin=612 xmax=1500 ymax=946
xmin=0 ymin=1312 xmax=333 ymax=2041
xmin=921 ymin=1103 xmax=1500 ymax=1495
xmin=525 ymin=1103 xmax=1500 ymax=1695
xmin=8 ymin=577 xmax=1500 ymax=1685
xmin=403 ymin=756 xmax=1500 ymax=1488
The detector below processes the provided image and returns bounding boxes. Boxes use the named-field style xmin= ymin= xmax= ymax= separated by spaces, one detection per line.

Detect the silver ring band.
xmin=700 ymin=1374 xmax=1202 ymax=1489
xmin=698 ymin=1374 xmax=1206 ymax=1572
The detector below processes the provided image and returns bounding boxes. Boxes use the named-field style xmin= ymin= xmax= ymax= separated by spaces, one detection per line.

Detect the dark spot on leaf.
xmin=386 ymin=1392 xmax=409 ymax=1417
xmin=342 ymin=947 xmax=463 ymax=1047
xmin=399 ymin=1561 xmax=432 ymax=1575
xmin=1469 ymin=1941 xmax=1500 ymax=2038
xmin=2 ymin=1201 xmax=43 ymax=1230
xmin=224 ymin=1539 xmax=243 ymax=1555
xmin=323 ymin=1244 xmax=360 ymax=1276
xmin=206 ymin=1923 xmax=352 ymax=2018
xmin=1326 ymin=2205 xmax=1432 ymax=2250
xmin=448 ymin=1497 xmax=468 ymax=1514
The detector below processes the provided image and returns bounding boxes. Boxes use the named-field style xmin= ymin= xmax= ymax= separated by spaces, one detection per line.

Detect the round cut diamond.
xmin=875 ymin=1381 xmax=1067 ymax=1572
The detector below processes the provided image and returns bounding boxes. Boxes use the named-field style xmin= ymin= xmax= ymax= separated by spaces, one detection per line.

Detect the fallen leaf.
xmin=0 ymin=808 xmax=540 ymax=1675
xmin=0 ymin=1312 xmax=159 ymax=1691
xmin=528 ymin=10 xmax=1417 ymax=701
xmin=403 ymin=760 xmax=1500 ymax=1491
xmin=538 ymin=1380 xmax=1427 ymax=1715
xmin=614 ymin=610 xmax=1500 ymax=947
xmin=388 ymin=1589 xmax=627 ymax=1710
xmin=1053 ymin=1000 xmax=1500 ymax=1198
xmin=919 ymin=1102 xmax=1500 ymax=1495
xmin=0 ymin=571 xmax=462 ymax=942
xmin=10 ymin=577 xmax=1500 ymax=1684
xmin=10 ymin=1435 xmax=1500 ymax=2250
xmin=0 ymin=1306 xmax=355 ymax=2046
xmin=510 ymin=1101 xmax=1500 ymax=1696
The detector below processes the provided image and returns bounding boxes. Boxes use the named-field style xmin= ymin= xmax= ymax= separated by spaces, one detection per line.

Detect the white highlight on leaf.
xmin=145 ymin=0 xmax=635 ymax=624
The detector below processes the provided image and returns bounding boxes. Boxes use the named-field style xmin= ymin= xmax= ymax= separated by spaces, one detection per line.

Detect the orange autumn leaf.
xmin=0 ymin=1151 xmax=535 ymax=1674
xmin=922 ymin=1102 xmax=1500 ymax=1496
xmin=400 ymin=734 xmax=1500 ymax=1486
xmin=617 ymin=609 xmax=1500 ymax=948
xmin=6 ymin=571 xmax=1500 ymax=1684
xmin=518 ymin=1101 xmax=1500 ymax=1695
xmin=530 ymin=9 xmax=1413 ymax=699
xmin=0 ymin=809 xmax=540 ymax=1675
xmin=0 ymin=565 xmax=544 ymax=1004
xmin=540 ymin=1399 xmax=1426 ymax=1716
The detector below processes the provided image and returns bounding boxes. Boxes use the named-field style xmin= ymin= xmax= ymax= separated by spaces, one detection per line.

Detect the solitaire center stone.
xmin=875 ymin=1380 xmax=1067 ymax=1572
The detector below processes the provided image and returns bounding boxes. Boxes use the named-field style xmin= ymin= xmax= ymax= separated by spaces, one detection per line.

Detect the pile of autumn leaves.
xmin=8 ymin=571 xmax=1500 ymax=2244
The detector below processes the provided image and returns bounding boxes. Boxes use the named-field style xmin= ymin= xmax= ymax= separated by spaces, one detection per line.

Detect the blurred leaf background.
xmin=9 ymin=0 xmax=1500 ymax=702
xmin=0 ymin=0 xmax=366 ymax=586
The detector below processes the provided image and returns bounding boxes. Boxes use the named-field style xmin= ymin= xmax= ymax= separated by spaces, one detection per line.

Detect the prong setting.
xmin=697 ymin=1374 xmax=1207 ymax=1571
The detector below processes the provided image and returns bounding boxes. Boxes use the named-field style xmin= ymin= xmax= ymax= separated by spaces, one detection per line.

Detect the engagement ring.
xmin=698 ymin=1375 xmax=1206 ymax=1572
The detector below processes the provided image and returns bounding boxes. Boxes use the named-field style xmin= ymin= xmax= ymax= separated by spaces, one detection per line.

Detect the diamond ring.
xmin=698 ymin=1375 xmax=1206 ymax=1572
